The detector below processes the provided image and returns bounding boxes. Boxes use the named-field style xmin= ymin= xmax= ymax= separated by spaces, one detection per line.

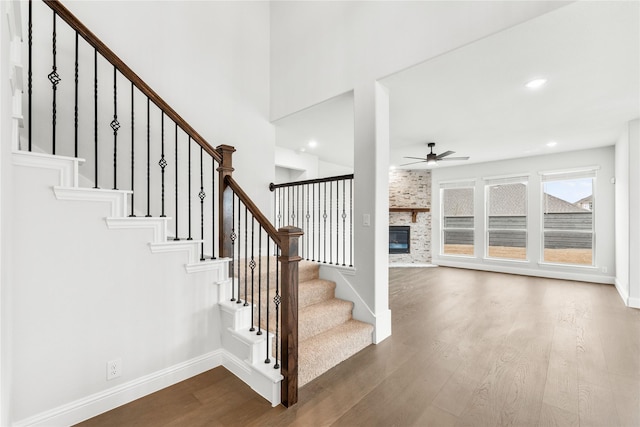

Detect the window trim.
xmin=440 ymin=181 xmax=475 ymax=258
xmin=539 ymin=171 xmax=597 ymax=268
xmin=484 ymin=177 xmax=529 ymax=262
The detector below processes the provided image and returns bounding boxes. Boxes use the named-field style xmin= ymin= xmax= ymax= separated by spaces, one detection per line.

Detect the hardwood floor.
xmin=78 ymin=267 xmax=640 ymax=426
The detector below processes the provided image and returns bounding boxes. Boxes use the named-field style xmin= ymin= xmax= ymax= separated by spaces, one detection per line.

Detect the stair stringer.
xmin=13 ymin=150 xmax=226 ymax=274
xmin=218 ymin=280 xmax=283 ymax=407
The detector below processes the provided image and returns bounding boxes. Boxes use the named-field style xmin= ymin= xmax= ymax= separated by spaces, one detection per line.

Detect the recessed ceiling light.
xmin=525 ymin=78 xmax=547 ymax=89
xmin=308 ymin=140 xmax=317 ymax=148
xmin=546 ymin=141 xmax=557 ymax=147
xmin=389 ymin=165 xmax=396 ymax=170
xmin=299 ymin=147 xmax=306 ymax=153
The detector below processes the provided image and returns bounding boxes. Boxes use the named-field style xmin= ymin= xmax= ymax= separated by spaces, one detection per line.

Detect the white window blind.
xmin=483 ymin=174 xmax=529 ymax=186
xmin=439 ymin=180 xmax=475 ymax=189
xmin=540 ymin=167 xmax=598 ymax=182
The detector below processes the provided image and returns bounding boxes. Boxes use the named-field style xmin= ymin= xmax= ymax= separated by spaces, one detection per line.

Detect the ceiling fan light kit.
xmin=400 ymin=142 xmax=470 ymax=167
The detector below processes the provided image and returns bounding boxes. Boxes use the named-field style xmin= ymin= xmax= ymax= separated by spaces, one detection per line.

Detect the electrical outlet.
xmin=106 ymin=358 xmax=122 ymax=380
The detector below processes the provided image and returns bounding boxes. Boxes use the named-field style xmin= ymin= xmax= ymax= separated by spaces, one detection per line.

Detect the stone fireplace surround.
xmin=389 ymin=169 xmax=432 ymax=265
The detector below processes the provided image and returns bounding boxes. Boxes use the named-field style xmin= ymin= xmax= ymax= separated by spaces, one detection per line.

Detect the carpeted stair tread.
xmin=299 ymin=279 xmax=336 ymax=308
xmin=299 ymin=319 xmax=374 ymax=387
xmin=299 ymin=298 xmax=353 ymax=341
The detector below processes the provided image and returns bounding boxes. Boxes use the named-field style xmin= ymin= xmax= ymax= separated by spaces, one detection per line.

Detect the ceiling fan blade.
xmin=403 ymin=156 xmax=427 ymax=160
xmin=438 ymin=156 xmax=470 ymax=161
xmin=399 ymin=160 xmax=427 ymax=166
xmin=435 ymin=150 xmax=455 ymax=159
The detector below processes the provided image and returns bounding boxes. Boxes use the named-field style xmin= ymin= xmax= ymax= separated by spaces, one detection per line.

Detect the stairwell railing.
xmin=25 ymin=0 xmax=301 ymax=407
xmin=270 ymin=174 xmax=354 ymax=267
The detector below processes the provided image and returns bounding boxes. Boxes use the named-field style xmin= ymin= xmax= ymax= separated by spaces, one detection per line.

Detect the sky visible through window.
xmin=544 ymin=178 xmax=593 ymax=203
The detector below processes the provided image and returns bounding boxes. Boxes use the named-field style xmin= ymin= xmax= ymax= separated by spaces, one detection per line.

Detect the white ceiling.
xmin=273 ymin=1 xmax=640 ymax=171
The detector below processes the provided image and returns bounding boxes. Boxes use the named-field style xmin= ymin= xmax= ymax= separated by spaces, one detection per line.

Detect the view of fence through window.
xmin=486 ymin=180 xmax=528 ymax=260
xmin=441 ymin=185 xmax=474 ymax=256
xmin=542 ymin=175 xmax=594 ymax=266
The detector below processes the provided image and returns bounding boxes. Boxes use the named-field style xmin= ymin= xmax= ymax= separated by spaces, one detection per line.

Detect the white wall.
xmin=432 ymin=147 xmax=616 ymax=284
xmin=6 ymin=1 xmax=273 ymax=423
xmin=270 ymin=1 xmax=568 ymax=341
xmin=62 ymin=0 xmax=274 ymax=214
xmin=615 ymin=125 xmax=630 ymax=302
xmin=627 ymin=119 xmax=640 ymax=307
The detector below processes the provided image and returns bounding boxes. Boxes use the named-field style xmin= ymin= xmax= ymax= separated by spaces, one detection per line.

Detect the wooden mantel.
xmin=389 ymin=207 xmax=430 ymax=223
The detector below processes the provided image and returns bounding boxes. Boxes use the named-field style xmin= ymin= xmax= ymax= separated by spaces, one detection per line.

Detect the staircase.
xmin=296 ymin=261 xmax=373 ymax=386
xmin=219 ymin=257 xmax=373 ymax=401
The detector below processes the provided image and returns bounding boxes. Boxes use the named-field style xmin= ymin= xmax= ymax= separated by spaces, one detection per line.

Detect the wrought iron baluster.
xmin=187 ymin=137 xmax=192 ymax=239
xmin=230 ymin=193 xmax=236 ymax=302
xmin=329 ymin=181 xmax=333 ymax=264
xmin=74 ymin=32 xmax=78 ymax=157
xmin=49 ymin=11 xmax=60 ymax=155
xmin=244 ymin=205 xmax=248 ymax=306
xmin=93 ymin=49 xmax=99 ymax=188
xmin=250 ymin=218 xmax=256 ymax=332
xmin=323 ymin=181 xmax=327 ymax=263
xmin=342 ymin=179 xmax=346 ymax=266
xmin=274 ymin=245 xmax=280 ymax=370
xmin=28 ymin=0 xmax=32 ymax=151
xmin=350 ymin=178 xmax=353 ymax=267
xmin=159 ymin=113 xmax=166 ymax=217
xmin=336 ymin=180 xmax=339 ymax=265
xmin=173 ymin=124 xmax=180 ymax=240
xmin=211 ymin=156 xmax=216 ymax=259
xmin=111 ymin=67 xmax=120 ymax=190
xmin=145 ymin=98 xmax=150 ymax=217
xmin=265 ymin=241 xmax=270 ymax=363
xmin=237 ymin=195 xmax=242 ymax=304
xmin=199 ymin=147 xmax=205 ymax=260
xmin=129 ymin=83 xmax=135 ymax=217
xmin=305 ymin=184 xmax=311 ymax=260
xmin=257 ymin=226 xmax=263 ymax=335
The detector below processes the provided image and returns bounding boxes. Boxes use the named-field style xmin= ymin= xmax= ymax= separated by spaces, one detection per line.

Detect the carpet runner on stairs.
xmin=238 ymin=258 xmax=373 ymax=387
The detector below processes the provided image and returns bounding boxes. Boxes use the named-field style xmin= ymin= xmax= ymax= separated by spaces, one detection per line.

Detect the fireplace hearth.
xmin=389 ymin=226 xmax=410 ymax=254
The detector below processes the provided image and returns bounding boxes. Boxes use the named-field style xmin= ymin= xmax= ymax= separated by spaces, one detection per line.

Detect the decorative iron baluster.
xmin=306 ymin=184 xmax=310 ymax=261
xmin=274 ymin=245 xmax=280 ymax=369
xmin=289 ymin=186 xmax=294 ymax=225
xmin=329 ymin=180 xmax=333 ymax=264
xmin=336 ymin=180 xmax=339 ymax=265
xmin=250 ymin=217 xmax=256 ymax=332
xmin=187 ymin=137 xmax=192 ymax=239
xmin=28 ymin=0 xmax=32 ymax=151
xmin=323 ymin=181 xmax=327 ymax=263
xmin=173 ymin=124 xmax=180 ymax=240
xmin=111 ymin=67 xmax=120 ymax=190
xmin=130 ymin=83 xmax=135 ymax=216
xmin=199 ymin=147 xmax=205 ymax=260
xmin=237 ymin=195 xmax=242 ymax=304
xmin=230 ymin=193 xmax=236 ymax=302
xmin=93 ymin=49 xmax=99 ymax=188
xmin=342 ymin=179 xmax=346 ymax=266
xmin=265 ymin=242 xmax=270 ymax=363
xmin=159 ymin=113 xmax=166 ymax=217
xmin=274 ymin=189 xmax=278 ymax=228
xmin=312 ymin=183 xmax=316 ymax=262
xmin=211 ymin=156 xmax=216 ymax=259
xmin=145 ymin=98 xmax=150 ymax=217
xmin=257 ymin=226 xmax=262 ymax=336
xmin=244 ymin=205 xmax=248 ymax=306
xmin=350 ymin=178 xmax=353 ymax=267
xmin=74 ymin=32 xmax=78 ymax=157
xmin=49 ymin=11 xmax=60 ymax=155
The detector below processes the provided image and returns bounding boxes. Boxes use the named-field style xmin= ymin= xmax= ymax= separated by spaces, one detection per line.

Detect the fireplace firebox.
xmin=389 ymin=226 xmax=410 ymax=254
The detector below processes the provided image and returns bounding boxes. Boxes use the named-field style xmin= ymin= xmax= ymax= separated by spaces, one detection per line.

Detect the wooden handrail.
xmin=269 ymin=174 xmax=354 ymax=191
xmin=42 ymin=0 xmax=222 ymax=164
xmin=225 ymin=176 xmax=282 ymax=247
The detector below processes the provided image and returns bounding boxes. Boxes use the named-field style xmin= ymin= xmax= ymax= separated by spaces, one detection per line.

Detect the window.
xmin=485 ymin=176 xmax=528 ymax=260
xmin=441 ymin=181 xmax=475 ymax=256
xmin=541 ymin=168 xmax=596 ymax=266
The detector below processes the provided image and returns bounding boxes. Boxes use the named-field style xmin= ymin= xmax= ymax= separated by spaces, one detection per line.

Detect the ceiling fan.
xmin=401 ymin=142 xmax=469 ymax=166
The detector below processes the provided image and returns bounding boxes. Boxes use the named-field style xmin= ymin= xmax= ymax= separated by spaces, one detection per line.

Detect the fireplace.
xmin=389 ymin=226 xmax=410 ymax=254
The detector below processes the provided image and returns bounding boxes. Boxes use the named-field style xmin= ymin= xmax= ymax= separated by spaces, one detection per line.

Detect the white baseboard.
xmin=629 ymin=297 xmax=640 ymax=309
xmin=615 ymin=278 xmax=630 ymax=306
xmin=389 ymin=263 xmax=437 ymax=268
xmin=13 ymin=350 xmax=224 ymax=427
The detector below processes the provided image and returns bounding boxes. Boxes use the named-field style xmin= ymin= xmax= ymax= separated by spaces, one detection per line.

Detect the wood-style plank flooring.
xmin=78 ymin=267 xmax=640 ymax=426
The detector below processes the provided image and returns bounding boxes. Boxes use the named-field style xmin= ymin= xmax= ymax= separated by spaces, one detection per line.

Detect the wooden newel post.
xmin=278 ymin=225 xmax=303 ymax=407
xmin=216 ymin=144 xmax=236 ymax=261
